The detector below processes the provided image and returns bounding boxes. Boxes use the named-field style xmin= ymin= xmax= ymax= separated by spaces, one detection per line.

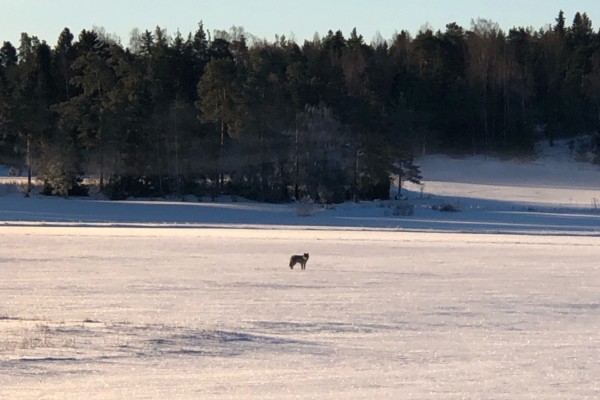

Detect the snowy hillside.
xmin=414 ymin=139 xmax=600 ymax=208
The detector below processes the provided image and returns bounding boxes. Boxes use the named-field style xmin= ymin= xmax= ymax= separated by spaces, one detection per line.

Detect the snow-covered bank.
xmin=1 ymin=193 xmax=600 ymax=236
xmin=2 ymin=161 xmax=600 ymax=236
xmin=2 ymin=140 xmax=599 ymax=236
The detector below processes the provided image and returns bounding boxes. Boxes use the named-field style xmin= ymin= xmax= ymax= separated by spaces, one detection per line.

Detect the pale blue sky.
xmin=1 ymin=0 xmax=599 ymax=47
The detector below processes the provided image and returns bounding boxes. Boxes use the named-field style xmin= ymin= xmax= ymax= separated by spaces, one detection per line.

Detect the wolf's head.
xmin=303 ymin=253 xmax=309 ymax=259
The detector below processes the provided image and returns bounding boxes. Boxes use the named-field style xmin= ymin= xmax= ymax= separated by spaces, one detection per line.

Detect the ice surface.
xmin=1 ymin=228 xmax=599 ymax=399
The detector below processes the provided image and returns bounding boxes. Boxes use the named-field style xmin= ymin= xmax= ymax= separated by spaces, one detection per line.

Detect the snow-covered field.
xmin=1 ymin=142 xmax=600 ymax=398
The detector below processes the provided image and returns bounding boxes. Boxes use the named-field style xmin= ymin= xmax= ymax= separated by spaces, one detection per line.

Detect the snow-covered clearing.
xmin=1 ymin=141 xmax=600 ymax=398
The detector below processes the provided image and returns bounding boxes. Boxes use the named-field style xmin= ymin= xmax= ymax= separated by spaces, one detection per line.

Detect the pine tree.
xmin=55 ymin=29 xmax=117 ymax=191
xmin=53 ymin=28 xmax=75 ymax=102
xmin=0 ymin=41 xmax=18 ymax=160
xmin=554 ymin=10 xmax=566 ymax=36
xmin=13 ymin=37 xmax=58 ymax=194
xmin=196 ymin=56 xmax=242 ymax=194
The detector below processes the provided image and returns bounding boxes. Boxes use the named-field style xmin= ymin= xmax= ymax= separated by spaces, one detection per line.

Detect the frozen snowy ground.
xmin=1 ymin=144 xmax=600 ymax=398
xmin=0 ymin=227 xmax=599 ymax=399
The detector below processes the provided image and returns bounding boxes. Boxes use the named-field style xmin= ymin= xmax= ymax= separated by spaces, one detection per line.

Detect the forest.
xmin=0 ymin=10 xmax=599 ymax=202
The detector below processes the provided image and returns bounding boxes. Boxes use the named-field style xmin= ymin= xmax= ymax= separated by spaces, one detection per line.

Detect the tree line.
xmin=0 ymin=11 xmax=598 ymax=201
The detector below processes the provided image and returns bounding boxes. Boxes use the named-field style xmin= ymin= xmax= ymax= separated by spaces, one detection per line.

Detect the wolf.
xmin=289 ymin=253 xmax=309 ymax=270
